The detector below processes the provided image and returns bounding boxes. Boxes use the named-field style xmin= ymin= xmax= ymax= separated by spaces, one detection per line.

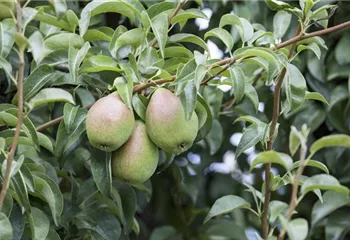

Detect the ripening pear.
xmin=145 ymin=88 xmax=198 ymax=154
xmin=0 ymin=0 xmax=15 ymax=19
xmin=195 ymin=101 xmax=207 ymax=129
xmin=86 ymin=92 xmax=135 ymax=152
xmin=112 ymin=121 xmax=159 ymax=183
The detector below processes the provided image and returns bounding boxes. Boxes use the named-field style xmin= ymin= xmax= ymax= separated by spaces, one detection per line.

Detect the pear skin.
xmin=145 ymin=88 xmax=198 ymax=154
xmin=112 ymin=121 xmax=159 ymax=183
xmin=86 ymin=92 xmax=135 ymax=152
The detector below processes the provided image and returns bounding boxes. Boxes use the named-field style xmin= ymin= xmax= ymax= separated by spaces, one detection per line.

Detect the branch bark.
xmin=261 ymin=25 xmax=302 ymax=239
xmin=0 ymin=0 xmax=25 ymax=209
xmin=278 ymin=142 xmax=308 ymax=240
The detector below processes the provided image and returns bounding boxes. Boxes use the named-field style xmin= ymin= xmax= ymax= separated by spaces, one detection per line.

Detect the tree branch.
xmin=261 ymin=25 xmax=302 ymax=239
xmin=277 ymin=20 xmax=350 ymax=49
xmin=0 ymin=0 xmax=25 ymax=209
xmin=278 ymin=142 xmax=308 ymax=240
xmin=151 ymin=0 xmax=186 ymax=47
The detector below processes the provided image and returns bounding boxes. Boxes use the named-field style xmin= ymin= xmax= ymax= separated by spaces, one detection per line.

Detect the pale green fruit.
xmin=86 ymin=92 xmax=135 ymax=152
xmin=0 ymin=0 xmax=15 ymax=20
xmin=145 ymin=88 xmax=198 ymax=154
xmin=112 ymin=120 xmax=159 ymax=183
xmin=195 ymin=101 xmax=207 ymax=129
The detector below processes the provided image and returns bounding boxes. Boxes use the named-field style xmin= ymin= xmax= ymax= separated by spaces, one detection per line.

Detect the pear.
xmin=112 ymin=120 xmax=159 ymax=183
xmin=195 ymin=101 xmax=208 ymax=129
xmin=0 ymin=0 xmax=15 ymax=19
xmin=145 ymin=88 xmax=198 ymax=154
xmin=86 ymin=92 xmax=135 ymax=152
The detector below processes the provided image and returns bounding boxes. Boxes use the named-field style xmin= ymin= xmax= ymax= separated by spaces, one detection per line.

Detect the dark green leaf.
xmin=90 ymin=148 xmax=112 ymax=197
xmin=28 ymin=207 xmax=50 ymax=240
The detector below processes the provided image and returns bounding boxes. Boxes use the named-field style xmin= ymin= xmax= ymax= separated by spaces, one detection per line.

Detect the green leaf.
xmin=205 ymin=28 xmax=234 ymax=51
xmin=194 ymin=64 xmax=207 ymax=90
xmin=69 ymin=42 xmax=90 ymax=83
xmin=44 ymin=32 xmax=84 ymax=51
xmin=79 ymin=0 xmax=137 ymax=36
xmin=1 ymin=155 xmax=25 ymax=180
xmin=289 ymin=126 xmax=303 ymax=156
xmin=301 ymin=174 xmax=350 ymax=196
xmin=291 ymin=160 xmax=329 ymax=174
xmin=28 ymin=207 xmax=50 ymax=240
xmin=273 ymin=11 xmax=292 ymax=39
xmin=132 ymin=94 xmax=147 ymax=121
xmin=31 ymin=172 xmax=63 ymax=226
xmin=234 ymin=116 xmax=261 ymax=125
xmin=80 ymin=55 xmax=122 ymax=74
xmin=0 ymin=57 xmax=13 ymax=86
xmin=8 ymin=170 xmax=30 ymax=211
xmin=203 ymin=219 xmax=249 ymax=240
xmin=0 ymin=19 xmax=16 ymax=58
xmin=204 ymin=195 xmax=251 ymax=224
xmin=38 ymin=132 xmax=54 ymax=153
xmin=55 ymin=108 xmax=87 ymax=159
xmin=335 ymin=32 xmax=350 ymax=65
xmin=205 ymin=119 xmax=223 ymax=155
xmin=169 ymin=33 xmax=208 ymax=51
xmin=63 ymin=103 xmax=80 ymax=133
xmin=195 ymin=95 xmax=213 ymax=142
xmin=250 ymin=151 xmax=293 ymax=171
xmin=139 ymin=48 xmax=160 ymax=75
xmin=174 ymin=58 xmax=196 ymax=87
xmin=311 ymin=191 xmax=350 ymax=227
xmin=2 ymin=193 xmax=13 ymax=217
xmin=266 ymin=0 xmax=303 ymax=18
xmin=219 ymin=14 xmax=253 ymax=42
xmin=8 ymin=204 xmax=25 ymax=240
xmin=279 ymin=217 xmax=308 ymax=240
xmin=236 ymin=123 xmax=265 ymax=157
xmin=269 ymin=200 xmax=289 ymax=223
xmin=297 ymin=43 xmax=321 ymax=60
xmin=180 ymin=82 xmax=197 ymax=121
xmin=13 ymin=65 xmax=54 ymax=104
xmin=28 ymin=31 xmax=47 ymax=64
xmin=285 ymin=63 xmax=307 ymax=113
xmin=84 ymin=27 xmax=113 ymax=42
xmin=110 ymin=28 xmax=145 ymax=59
xmin=146 ymin=1 xmax=175 ymax=19
xmin=309 ymin=134 xmax=350 ymax=157
xmin=90 ymin=148 xmax=112 ymax=197
xmin=229 ymin=66 xmax=245 ymax=102
xmin=34 ymin=9 xmax=72 ymax=31
xmin=151 ymin=13 xmax=168 ymax=58
xmin=113 ymin=181 xmax=136 ymax=233
xmin=304 ymin=91 xmax=329 ymax=105
xmin=0 ymin=213 xmax=12 ymax=240
xmin=28 ymin=88 xmax=75 ymax=109
xmin=171 ymin=8 xmax=208 ymax=28
xmin=114 ymin=67 xmax=134 ymax=109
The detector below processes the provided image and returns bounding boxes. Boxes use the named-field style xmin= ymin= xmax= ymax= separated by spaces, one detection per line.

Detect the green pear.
xmin=0 ymin=0 xmax=15 ymax=19
xmin=112 ymin=120 xmax=159 ymax=183
xmin=195 ymin=101 xmax=208 ymax=129
xmin=145 ymin=88 xmax=198 ymax=154
xmin=86 ymin=92 xmax=135 ymax=152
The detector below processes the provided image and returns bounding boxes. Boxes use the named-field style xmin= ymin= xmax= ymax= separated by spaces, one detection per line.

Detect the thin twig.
xmin=261 ymin=25 xmax=302 ymax=239
xmin=277 ymin=20 xmax=350 ymax=48
xmin=0 ymin=0 xmax=25 ymax=209
xmin=151 ymin=0 xmax=186 ymax=47
xmin=201 ymin=61 xmax=234 ymax=86
xmin=278 ymin=143 xmax=308 ymax=240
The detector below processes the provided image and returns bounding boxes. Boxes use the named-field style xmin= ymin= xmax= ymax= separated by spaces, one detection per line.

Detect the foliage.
xmin=1 ymin=0 xmax=350 ymax=239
